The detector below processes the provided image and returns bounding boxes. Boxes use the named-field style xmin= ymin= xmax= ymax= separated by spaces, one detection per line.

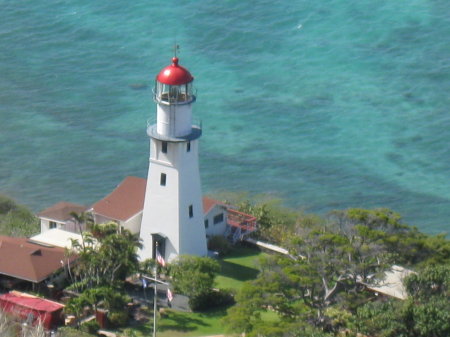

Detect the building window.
xmin=213 ymin=213 xmax=224 ymax=225
xmin=187 ymin=141 xmax=191 ymax=152
xmin=162 ymin=141 xmax=168 ymax=153
xmin=160 ymin=173 xmax=166 ymax=186
xmin=189 ymin=205 xmax=193 ymax=218
xmin=204 ymin=219 xmax=209 ymax=228
xmin=49 ymin=221 xmax=57 ymax=229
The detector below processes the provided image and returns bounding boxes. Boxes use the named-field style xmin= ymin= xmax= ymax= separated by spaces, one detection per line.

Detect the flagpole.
xmin=153 ymin=242 xmax=158 ymax=337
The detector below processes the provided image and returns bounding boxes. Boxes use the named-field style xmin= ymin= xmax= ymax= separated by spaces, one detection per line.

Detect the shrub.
xmin=108 ymin=310 xmax=129 ymax=328
xmin=80 ymin=319 xmax=99 ymax=334
xmin=189 ymin=289 xmax=235 ymax=311
xmin=207 ymin=235 xmax=232 ymax=256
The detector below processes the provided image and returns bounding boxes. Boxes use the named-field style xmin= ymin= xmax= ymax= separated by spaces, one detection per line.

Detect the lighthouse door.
xmin=151 ymin=233 xmax=166 ymax=260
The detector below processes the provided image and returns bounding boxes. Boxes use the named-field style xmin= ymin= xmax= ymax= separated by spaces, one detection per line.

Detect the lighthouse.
xmin=139 ymin=57 xmax=207 ymax=262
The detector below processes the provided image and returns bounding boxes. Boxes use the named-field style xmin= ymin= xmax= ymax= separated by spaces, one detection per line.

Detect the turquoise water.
xmin=0 ymin=0 xmax=449 ymax=234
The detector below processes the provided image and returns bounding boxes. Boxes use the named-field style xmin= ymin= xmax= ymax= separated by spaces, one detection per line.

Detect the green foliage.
xmin=207 ymin=235 xmax=232 ymax=256
xmin=66 ymin=286 xmax=130 ymax=315
xmin=68 ymin=222 xmax=142 ymax=291
xmin=80 ymin=319 xmax=100 ymax=334
xmin=169 ymin=255 xmax=221 ymax=310
xmin=69 ymin=211 xmax=94 ymax=234
xmin=58 ymin=327 xmax=96 ymax=337
xmin=236 ymin=198 xmax=302 ymax=243
xmin=405 ymin=264 xmax=449 ymax=299
xmin=108 ymin=310 xmax=129 ymax=328
xmin=0 ymin=194 xmax=39 ymax=237
xmin=356 ymin=264 xmax=450 ymax=337
xmin=330 ymin=208 xmax=450 ymax=266
xmin=189 ymin=288 xmax=235 ymax=311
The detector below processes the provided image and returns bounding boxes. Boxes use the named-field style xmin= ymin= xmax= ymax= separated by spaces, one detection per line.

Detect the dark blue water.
xmin=1 ymin=1 xmax=449 ymax=234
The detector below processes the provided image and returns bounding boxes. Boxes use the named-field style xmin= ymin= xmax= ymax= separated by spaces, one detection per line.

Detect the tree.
xmin=68 ymin=222 xmax=142 ymax=291
xmin=0 ymin=194 xmax=39 ymax=237
xmin=65 ymin=286 xmax=131 ymax=328
xmin=69 ymin=211 xmax=93 ymax=233
xmin=225 ymin=217 xmax=388 ymax=335
xmin=169 ymin=255 xmax=220 ymax=310
xmin=356 ymin=264 xmax=450 ymax=337
xmin=330 ymin=208 xmax=450 ymax=266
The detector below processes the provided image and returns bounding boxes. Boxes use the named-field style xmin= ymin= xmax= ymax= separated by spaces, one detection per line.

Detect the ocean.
xmin=0 ymin=0 xmax=449 ymax=234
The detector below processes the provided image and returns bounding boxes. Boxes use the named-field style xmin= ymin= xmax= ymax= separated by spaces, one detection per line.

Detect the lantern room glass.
xmin=155 ymin=82 xmax=194 ymax=104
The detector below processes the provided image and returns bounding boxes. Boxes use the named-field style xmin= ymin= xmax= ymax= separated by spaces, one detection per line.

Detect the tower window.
xmin=162 ymin=141 xmax=168 ymax=153
xmin=189 ymin=205 xmax=193 ymax=218
xmin=187 ymin=141 xmax=191 ymax=152
xmin=204 ymin=219 xmax=209 ymax=228
xmin=160 ymin=173 xmax=167 ymax=186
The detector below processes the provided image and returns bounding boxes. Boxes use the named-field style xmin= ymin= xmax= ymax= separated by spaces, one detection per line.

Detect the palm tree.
xmin=69 ymin=211 xmax=94 ymax=250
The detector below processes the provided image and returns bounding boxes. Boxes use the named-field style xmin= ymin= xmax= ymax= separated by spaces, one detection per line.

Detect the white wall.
xmin=204 ymin=205 xmax=228 ymax=237
xmin=123 ymin=212 xmax=143 ymax=234
xmin=140 ymin=137 xmax=207 ymax=262
xmin=40 ymin=218 xmax=65 ymax=233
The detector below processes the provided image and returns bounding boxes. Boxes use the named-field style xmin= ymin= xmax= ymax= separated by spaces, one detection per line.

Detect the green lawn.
xmin=120 ymin=246 xmax=265 ymax=337
xmin=118 ymin=307 xmax=228 ymax=337
xmin=215 ymin=246 xmax=265 ymax=290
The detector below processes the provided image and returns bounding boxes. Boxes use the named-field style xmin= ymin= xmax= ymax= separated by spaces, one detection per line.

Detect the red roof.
xmin=203 ymin=196 xmax=227 ymax=214
xmin=0 ymin=236 xmax=76 ymax=283
xmin=0 ymin=292 xmax=64 ymax=312
xmin=0 ymin=292 xmax=64 ymax=329
xmin=90 ymin=176 xmax=146 ymax=221
xmin=156 ymin=57 xmax=193 ymax=85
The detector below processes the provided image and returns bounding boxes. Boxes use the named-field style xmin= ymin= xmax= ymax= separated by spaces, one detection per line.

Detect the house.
xmin=0 ymin=236 xmax=76 ymax=289
xmin=202 ymin=197 xmax=228 ymax=237
xmin=38 ymin=201 xmax=87 ymax=233
xmin=89 ymin=176 xmax=146 ymax=234
xmin=0 ymin=291 xmax=64 ymax=330
xmin=202 ymin=197 xmax=257 ymax=242
xmin=37 ymin=176 xmax=258 ymax=251
xmin=29 ymin=228 xmax=84 ymax=250
xmin=365 ymin=265 xmax=416 ymax=300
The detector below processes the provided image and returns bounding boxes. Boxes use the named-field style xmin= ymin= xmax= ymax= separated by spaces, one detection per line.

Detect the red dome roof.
xmin=156 ymin=57 xmax=193 ymax=85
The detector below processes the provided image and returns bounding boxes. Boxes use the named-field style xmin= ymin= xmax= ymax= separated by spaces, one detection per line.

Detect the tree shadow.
xmin=219 ymin=260 xmax=259 ymax=282
xmin=227 ymin=246 xmax=262 ymax=259
xmin=158 ymin=310 xmax=208 ymax=332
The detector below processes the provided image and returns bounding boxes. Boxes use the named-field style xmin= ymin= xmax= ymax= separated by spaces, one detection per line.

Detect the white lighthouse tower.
xmin=139 ymin=57 xmax=207 ymax=262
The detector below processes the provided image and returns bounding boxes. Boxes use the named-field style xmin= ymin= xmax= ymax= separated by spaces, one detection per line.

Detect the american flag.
xmin=167 ymin=288 xmax=174 ymax=302
xmin=156 ymin=250 xmax=166 ymax=267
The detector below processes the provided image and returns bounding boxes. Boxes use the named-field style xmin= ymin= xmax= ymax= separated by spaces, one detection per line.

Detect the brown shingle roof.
xmin=0 ymin=236 xmax=77 ymax=283
xmin=90 ymin=176 xmax=146 ymax=222
xmin=38 ymin=202 xmax=87 ymax=222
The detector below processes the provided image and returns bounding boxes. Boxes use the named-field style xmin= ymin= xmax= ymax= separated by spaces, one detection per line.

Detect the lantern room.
xmin=155 ymin=57 xmax=195 ymax=105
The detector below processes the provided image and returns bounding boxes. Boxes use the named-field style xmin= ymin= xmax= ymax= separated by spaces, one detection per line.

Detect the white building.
xmin=89 ymin=176 xmax=146 ymax=234
xmin=139 ymin=57 xmax=207 ymax=261
xmin=38 ymin=201 xmax=87 ymax=233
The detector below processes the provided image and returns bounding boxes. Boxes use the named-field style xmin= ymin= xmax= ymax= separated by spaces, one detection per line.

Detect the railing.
xmin=227 ymin=209 xmax=257 ymax=232
xmin=146 ymin=117 xmax=202 ymax=130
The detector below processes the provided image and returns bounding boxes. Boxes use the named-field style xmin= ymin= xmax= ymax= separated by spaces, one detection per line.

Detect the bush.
xmin=189 ymin=289 xmax=235 ymax=311
xmin=108 ymin=310 xmax=129 ymax=328
xmin=80 ymin=319 xmax=99 ymax=334
xmin=207 ymin=235 xmax=232 ymax=256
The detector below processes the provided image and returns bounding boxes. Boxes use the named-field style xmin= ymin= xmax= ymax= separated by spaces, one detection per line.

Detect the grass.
xmin=215 ymin=246 xmax=265 ymax=290
xmin=120 ymin=246 xmax=265 ymax=337
xmin=118 ymin=304 xmax=230 ymax=337
xmin=158 ymin=307 xmax=228 ymax=337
